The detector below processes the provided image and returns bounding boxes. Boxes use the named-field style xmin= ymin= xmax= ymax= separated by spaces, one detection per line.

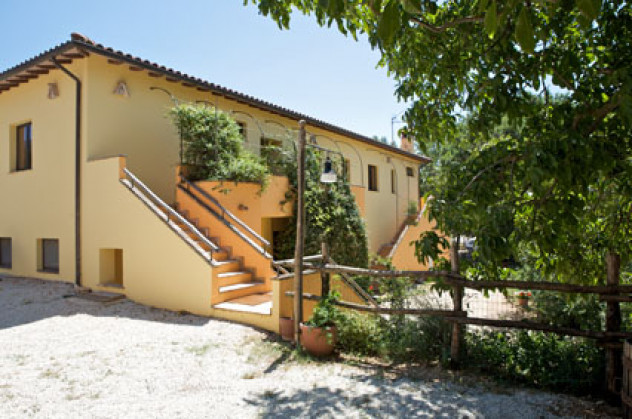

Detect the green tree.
xmin=245 ymin=0 xmax=632 ymax=284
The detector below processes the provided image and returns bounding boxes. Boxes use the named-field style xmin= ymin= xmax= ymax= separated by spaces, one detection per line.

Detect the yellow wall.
xmin=389 ymin=198 xmax=447 ymax=270
xmin=82 ymin=54 xmax=423 ymax=252
xmin=83 ymin=156 xmax=213 ymax=315
xmin=0 ymin=61 xmax=85 ymax=282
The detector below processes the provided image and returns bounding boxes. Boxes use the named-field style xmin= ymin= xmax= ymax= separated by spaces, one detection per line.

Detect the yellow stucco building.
xmin=0 ymin=33 xmax=432 ymax=332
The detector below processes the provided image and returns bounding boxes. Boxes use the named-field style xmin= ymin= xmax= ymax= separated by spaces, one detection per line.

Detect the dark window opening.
xmin=41 ymin=239 xmax=59 ymax=273
xmin=391 ymin=169 xmax=396 ymax=194
xmin=368 ymin=165 xmax=378 ymax=192
xmin=406 ymin=167 xmax=414 ymax=177
xmin=0 ymin=238 xmax=11 ymax=269
xmin=16 ymin=123 xmax=32 ymax=171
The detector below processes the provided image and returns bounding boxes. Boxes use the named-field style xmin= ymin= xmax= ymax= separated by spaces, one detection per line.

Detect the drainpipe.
xmin=52 ymin=57 xmax=82 ymax=287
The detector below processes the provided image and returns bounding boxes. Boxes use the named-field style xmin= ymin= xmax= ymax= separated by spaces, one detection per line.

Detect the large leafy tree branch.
xmin=246 ymin=0 xmax=632 ymax=284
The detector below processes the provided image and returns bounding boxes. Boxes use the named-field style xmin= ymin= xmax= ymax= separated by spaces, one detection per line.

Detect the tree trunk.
xmin=450 ymin=236 xmax=464 ymax=369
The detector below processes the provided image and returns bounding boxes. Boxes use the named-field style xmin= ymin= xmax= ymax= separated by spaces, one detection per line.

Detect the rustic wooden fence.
xmin=277 ymin=255 xmax=632 ymax=401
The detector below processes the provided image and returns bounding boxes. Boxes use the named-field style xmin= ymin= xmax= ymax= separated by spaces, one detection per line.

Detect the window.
xmin=368 ymin=165 xmax=378 ymax=191
xmin=406 ymin=166 xmax=414 ymax=177
xmin=15 ymin=123 xmax=32 ymax=171
xmin=40 ymin=239 xmax=59 ymax=273
xmin=0 ymin=238 xmax=11 ymax=269
xmin=344 ymin=159 xmax=351 ymax=182
xmin=237 ymin=122 xmax=247 ymax=139
xmin=391 ymin=169 xmax=396 ymax=194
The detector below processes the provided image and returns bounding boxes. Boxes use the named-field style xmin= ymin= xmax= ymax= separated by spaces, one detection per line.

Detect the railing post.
xmin=321 ymin=242 xmax=330 ymax=297
xmin=450 ymin=236 xmax=464 ymax=369
xmin=606 ymin=252 xmax=622 ymax=399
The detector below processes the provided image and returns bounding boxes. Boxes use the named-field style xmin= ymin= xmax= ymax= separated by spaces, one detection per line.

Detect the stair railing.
xmin=123 ymin=168 xmax=219 ymax=255
xmin=178 ymin=175 xmax=272 ymax=259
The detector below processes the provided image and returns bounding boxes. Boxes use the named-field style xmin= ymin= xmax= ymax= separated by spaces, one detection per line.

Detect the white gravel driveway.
xmin=0 ymin=276 xmax=615 ymax=418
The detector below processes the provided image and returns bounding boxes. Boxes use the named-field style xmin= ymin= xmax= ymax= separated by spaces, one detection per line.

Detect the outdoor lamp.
xmin=320 ymin=156 xmax=337 ymax=183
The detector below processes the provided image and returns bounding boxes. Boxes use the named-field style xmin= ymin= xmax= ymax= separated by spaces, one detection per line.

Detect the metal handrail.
xmin=179 ymin=175 xmax=271 ymax=249
xmin=123 ymin=168 xmax=219 ymax=254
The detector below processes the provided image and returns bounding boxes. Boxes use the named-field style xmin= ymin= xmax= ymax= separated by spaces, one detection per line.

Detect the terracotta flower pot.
xmin=300 ymin=323 xmax=336 ymax=357
xmin=279 ymin=317 xmax=294 ymax=342
xmin=517 ymin=297 xmax=529 ymax=308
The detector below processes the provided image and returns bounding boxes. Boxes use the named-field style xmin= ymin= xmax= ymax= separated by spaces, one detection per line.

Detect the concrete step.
xmin=213 ymin=293 xmax=272 ymax=315
xmin=217 ymin=271 xmax=252 ymax=286
xmin=218 ymin=281 xmax=262 ymax=294
xmin=214 ymin=259 xmax=241 ymax=273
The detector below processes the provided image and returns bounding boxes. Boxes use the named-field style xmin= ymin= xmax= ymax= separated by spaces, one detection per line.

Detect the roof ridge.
xmin=1 ymin=33 xmax=429 ymax=163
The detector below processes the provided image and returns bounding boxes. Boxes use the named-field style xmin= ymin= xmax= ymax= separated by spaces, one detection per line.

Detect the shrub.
xmin=466 ymin=330 xmax=604 ymax=394
xmin=169 ymin=104 xmax=269 ymax=186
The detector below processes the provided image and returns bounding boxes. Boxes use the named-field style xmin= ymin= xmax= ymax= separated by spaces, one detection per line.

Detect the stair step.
xmin=219 ymin=281 xmax=264 ymax=293
xmin=186 ymin=228 xmax=209 ymax=239
xmin=217 ymin=271 xmax=252 ymax=286
xmin=214 ymin=259 xmax=241 ymax=273
xmin=213 ymin=293 xmax=272 ymax=315
xmin=212 ymin=249 xmax=230 ymax=261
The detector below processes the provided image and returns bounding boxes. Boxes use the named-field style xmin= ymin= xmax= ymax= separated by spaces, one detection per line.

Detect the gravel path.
xmin=0 ymin=276 xmax=616 ymax=418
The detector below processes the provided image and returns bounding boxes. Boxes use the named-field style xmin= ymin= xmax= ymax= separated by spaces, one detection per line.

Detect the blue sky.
xmin=0 ymin=1 xmax=407 ymax=142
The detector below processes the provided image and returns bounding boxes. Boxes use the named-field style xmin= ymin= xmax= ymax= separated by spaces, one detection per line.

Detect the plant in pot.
xmin=300 ymin=290 xmax=341 ymax=357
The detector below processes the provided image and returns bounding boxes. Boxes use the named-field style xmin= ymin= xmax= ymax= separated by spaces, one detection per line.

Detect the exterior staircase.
xmin=121 ymin=168 xmax=273 ymax=317
xmin=173 ymin=177 xmax=275 ymax=315
xmin=173 ymin=204 xmax=273 ymax=315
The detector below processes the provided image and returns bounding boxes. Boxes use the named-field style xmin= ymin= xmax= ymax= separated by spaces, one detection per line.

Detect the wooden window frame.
xmin=406 ymin=166 xmax=414 ymax=177
xmin=368 ymin=164 xmax=378 ymax=192
xmin=15 ymin=122 xmax=32 ymax=171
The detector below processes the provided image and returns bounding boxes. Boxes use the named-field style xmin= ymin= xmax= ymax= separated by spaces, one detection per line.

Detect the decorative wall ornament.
xmin=113 ymin=81 xmax=130 ymax=97
xmin=47 ymin=83 xmax=59 ymax=99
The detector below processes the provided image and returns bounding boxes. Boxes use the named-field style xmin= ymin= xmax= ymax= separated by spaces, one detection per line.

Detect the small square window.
xmin=0 ymin=238 xmax=11 ymax=269
xmin=368 ymin=165 xmax=378 ymax=192
xmin=40 ymin=239 xmax=59 ymax=273
xmin=15 ymin=123 xmax=33 ymax=171
xmin=406 ymin=167 xmax=414 ymax=177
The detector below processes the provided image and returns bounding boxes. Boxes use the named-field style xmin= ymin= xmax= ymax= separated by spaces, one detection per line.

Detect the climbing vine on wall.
xmin=273 ymin=145 xmax=369 ymax=268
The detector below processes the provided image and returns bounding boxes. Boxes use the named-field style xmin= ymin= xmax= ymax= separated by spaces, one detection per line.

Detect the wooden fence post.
xmin=450 ymin=236 xmax=464 ymax=369
xmin=605 ymin=252 xmax=622 ymax=398
xmin=321 ymin=242 xmax=330 ymax=297
xmin=293 ymin=121 xmax=307 ymax=347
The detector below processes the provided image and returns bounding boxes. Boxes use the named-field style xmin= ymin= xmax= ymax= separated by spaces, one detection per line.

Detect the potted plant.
xmin=300 ymin=291 xmax=341 ymax=357
xmin=516 ymin=291 xmax=532 ymax=308
xmin=406 ymin=200 xmax=418 ymax=225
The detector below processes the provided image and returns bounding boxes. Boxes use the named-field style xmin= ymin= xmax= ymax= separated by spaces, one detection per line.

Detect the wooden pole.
xmin=605 ymin=252 xmax=622 ymax=397
xmin=321 ymin=242 xmax=330 ymax=297
xmin=293 ymin=120 xmax=307 ymax=347
xmin=450 ymin=236 xmax=463 ymax=369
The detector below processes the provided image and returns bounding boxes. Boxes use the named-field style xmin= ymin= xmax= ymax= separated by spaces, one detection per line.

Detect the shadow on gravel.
xmin=0 ymin=276 xmax=216 ymax=330
xmin=244 ymin=373 xmax=486 ymax=418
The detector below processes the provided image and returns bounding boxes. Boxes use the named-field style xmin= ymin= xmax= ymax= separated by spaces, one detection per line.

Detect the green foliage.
xmin=305 ymin=290 xmax=342 ymax=328
xmin=169 ymin=104 xmax=269 ymax=186
xmin=274 ymin=145 xmax=369 ymax=268
xmin=335 ymin=310 xmax=385 ymax=356
xmin=467 ymin=331 xmax=605 ymax=395
xmin=245 ymin=0 xmax=632 ymax=285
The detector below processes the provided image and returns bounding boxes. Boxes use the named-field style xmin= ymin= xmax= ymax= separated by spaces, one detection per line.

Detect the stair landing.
xmin=213 ymin=292 xmax=272 ymax=315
